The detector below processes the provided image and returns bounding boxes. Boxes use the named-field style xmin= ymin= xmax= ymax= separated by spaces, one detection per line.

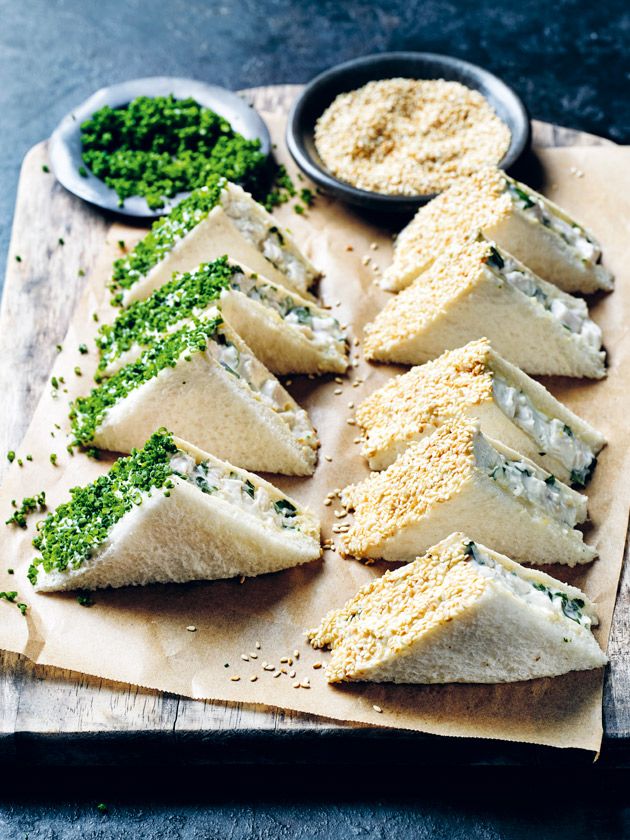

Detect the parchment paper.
xmin=0 ymin=113 xmax=628 ymax=752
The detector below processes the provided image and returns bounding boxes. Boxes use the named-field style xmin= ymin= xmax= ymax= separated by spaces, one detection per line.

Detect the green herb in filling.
xmin=486 ymin=245 xmax=504 ymax=270
xmin=110 ymin=179 xmax=226 ymax=301
xmin=273 ymin=499 xmax=297 ymax=518
xmin=80 ymin=95 xmax=267 ymax=210
xmin=97 ymin=257 xmax=237 ymax=374
xmin=29 ymin=430 xmax=179 ymax=585
xmin=70 ymin=316 xmax=223 ymax=446
xmin=532 ymin=582 xmax=586 ymax=624
xmin=570 ymin=458 xmax=597 ymax=488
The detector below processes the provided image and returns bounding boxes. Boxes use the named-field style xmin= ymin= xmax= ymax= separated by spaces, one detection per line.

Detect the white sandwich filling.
xmin=492 ymin=375 xmax=596 ymax=483
xmin=465 ymin=541 xmax=592 ymax=629
xmin=206 ymin=334 xmax=317 ymax=448
xmin=169 ymin=451 xmax=301 ymax=532
xmin=506 ymin=181 xmax=601 ymax=265
xmin=489 ymin=251 xmax=602 ymax=350
xmin=482 ymin=445 xmax=583 ymax=528
xmin=226 ymin=270 xmax=345 ymax=355
xmin=221 ymin=191 xmax=310 ymax=287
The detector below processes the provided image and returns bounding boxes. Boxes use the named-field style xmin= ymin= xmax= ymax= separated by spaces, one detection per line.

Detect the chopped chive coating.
xmin=70 ymin=315 xmax=223 ymax=446
xmin=109 ymin=179 xmax=225 ymax=301
xmin=29 ymin=430 xmax=179 ymax=585
xmin=97 ymin=257 xmax=236 ymax=374
xmin=5 ymin=491 xmax=46 ymax=528
xmin=79 ymin=95 xmax=267 ymax=210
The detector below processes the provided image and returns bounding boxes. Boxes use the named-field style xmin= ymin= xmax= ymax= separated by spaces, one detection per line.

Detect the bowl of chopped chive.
xmin=287 ymin=52 xmax=530 ymax=213
xmin=49 ymin=77 xmax=272 ymax=218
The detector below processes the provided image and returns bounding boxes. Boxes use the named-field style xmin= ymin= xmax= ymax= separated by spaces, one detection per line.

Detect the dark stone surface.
xmin=1 ymin=0 xmax=629 ymax=834
xmin=1 ymin=0 xmax=629 ymax=282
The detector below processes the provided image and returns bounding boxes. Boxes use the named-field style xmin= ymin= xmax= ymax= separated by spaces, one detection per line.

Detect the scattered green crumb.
xmin=78 ymin=343 xmax=88 ymax=355
xmin=58 ymin=237 xmax=65 ymax=246
xmin=26 ymin=454 xmax=33 ymax=462
xmin=49 ymin=453 xmax=58 ymax=466
xmin=56 ymin=345 xmax=63 ymax=353
xmin=7 ymin=569 xmax=13 ymax=575
xmin=42 ymin=164 xmax=50 ymax=173
xmin=78 ymin=269 xmax=86 ymax=277
xmin=74 ymin=366 xmax=82 ymax=376
xmin=17 ymin=459 xmax=23 ymax=467
xmin=96 ymin=803 xmax=108 ymax=814
xmin=92 ymin=312 xmax=99 ymax=322
xmin=7 ymin=451 xmax=15 ymax=463
xmin=118 ymin=240 xmax=126 ymax=250
xmin=15 ymin=255 xmax=21 ymax=263
xmin=51 ymin=377 xmax=59 ymax=389
xmin=5 ymin=491 xmax=46 ymax=528
xmin=78 ymin=165 xmax=88 ymax=177
xmin=294 ymin=204 xmax=305 ymax=215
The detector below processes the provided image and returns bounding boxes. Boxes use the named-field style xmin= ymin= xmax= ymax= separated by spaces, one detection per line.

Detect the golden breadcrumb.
xmin=308 ymin=533 xmax=486 ymax=682
xmin=383 ymin=166 xmax=511 ymax=290
xmin=340 ymin=422 xmax=479 ymax=559
xmin=364 ymin=237 xmax=494 ymax=360
xmin=314 ymin=80 xmax=511 ymax=197
xmin=356 ymin=339 xmax=494 ymax=462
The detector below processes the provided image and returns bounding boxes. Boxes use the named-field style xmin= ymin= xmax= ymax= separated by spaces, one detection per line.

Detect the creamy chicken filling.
xmin=222 ymin=193 xmax=309 ymax=286
xmin=483 ymin=446 xmax=583 ymax=528
xmin=227 ymin=271 xmax=345 ymax=354
xmin=170 ymin=451 xmax=300 ymax=531
xmin=487 ymin=249 xmax=602 ymax=350
xmin=492 ymin=376 xmax=596 ymax=485
xmin=506 ymin=181 xmax=600 ymax=264
xmin=205 ymin=333 xmax=317 ymax=448
xmin=465 ymin=541 xmax=592 ymax=628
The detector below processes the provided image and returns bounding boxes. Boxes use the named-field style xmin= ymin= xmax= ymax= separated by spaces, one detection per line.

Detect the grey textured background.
xmin=1 ymin=0 xmax=629 ymax=835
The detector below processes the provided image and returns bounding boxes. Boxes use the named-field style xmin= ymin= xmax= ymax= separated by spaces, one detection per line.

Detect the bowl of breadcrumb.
xmin=286 ymin=52 xmax=530 ymax=213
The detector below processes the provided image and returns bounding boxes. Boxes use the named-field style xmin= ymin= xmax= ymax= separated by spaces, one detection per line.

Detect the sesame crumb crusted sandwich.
xmin=364 ymin=236 xmax=606 ymax=379
xmin=308 ymin=532 xmax=607 ymax=685
xmin=340 ymin=420 xmax=596 ymax=567
xmin=356 ymin=338 xmax=606 ymax=485
xmin=71 ymin=314 xmax=319 ymax=475
xmin=97 ymin=256 xmax=348 ymax=379
xmin=382 ymin=166 xmax=613 ymax=294
xmin=29 ymin=430 xmax=321 ymax=592
xmin=110 ymin=176 xmax=319 ymax=306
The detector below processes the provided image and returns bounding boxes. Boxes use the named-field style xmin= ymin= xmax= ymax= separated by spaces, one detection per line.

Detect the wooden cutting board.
xmin=0 ymin=85 xmax=627 ymax=766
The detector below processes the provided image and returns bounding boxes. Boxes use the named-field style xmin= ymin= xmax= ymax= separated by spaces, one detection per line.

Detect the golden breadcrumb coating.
xmin=383 ymin=166 xmax=510 ymax=290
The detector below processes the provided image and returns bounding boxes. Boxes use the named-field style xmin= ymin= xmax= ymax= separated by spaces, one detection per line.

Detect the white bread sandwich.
xmin=308 ymin=532 xmax=607 ymax=684
xmin=382 ymin=166 xmax=613 ymax=294
xmin=110 ymin=176 xmax=319 ymax=306
xmin=97 ymin=256 xmax=348 ymax=379
xmin=356 ymin=338 xmax=606 ymax=484
xmin=29 ymin=430 xmax=321 ymax=592
xmin=71 ymin=314 xmax=319 ymax=475
xmin=340 ymin=420 xmax=596 ymax=567
xmin=364 ymin=236 xmax=606 ymax=379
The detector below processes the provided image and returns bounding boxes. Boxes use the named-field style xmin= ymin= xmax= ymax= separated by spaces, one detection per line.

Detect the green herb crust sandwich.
xmin=364 ymin=236 xmax=606 ymax=379
xmin=71 ymin=315 xmax=319 ymax=475
xmin=382 ymin=166 xmax=613 ymax=294
xmin=308 ymin=532 xmax=607 ymax=684
xmin=97 ymin=256 xmax=348 ymax=378
xmin=340 ymin=420 xmax=596 ymax=567
xmin=29 ymin=430 xmax=321 ymax=592
xmin=356 ymin=338 xmax=605 ymax=485
xmin=110 ymin=177 xmax=319 ymax=305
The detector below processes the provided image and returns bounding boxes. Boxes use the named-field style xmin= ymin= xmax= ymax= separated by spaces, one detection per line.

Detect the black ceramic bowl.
xmin=286 ymin=52 xmax=530 ymax=214
xmin=49 ymin=76 xmax=271 ymax=219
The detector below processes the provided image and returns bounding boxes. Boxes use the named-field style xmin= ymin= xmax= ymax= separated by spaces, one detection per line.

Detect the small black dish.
xmin=49 ymin=77 xmax=271 ymax=220
xmin=286 ymin=52 xmax=530 ymax=214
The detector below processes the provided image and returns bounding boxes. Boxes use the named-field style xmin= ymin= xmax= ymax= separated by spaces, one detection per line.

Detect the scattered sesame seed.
xmin=249 ymin=652 xmax=258 ymax=659
xmin=250 ymin=675 xmax=258 ymax=682
xmin=312 ymin=662 xmax=323 ymax=670
xmin=264 ymin=664 xmax=275 ymax=671
xmin=255 ymin=641 xmax=261 ymax=649
xmin=324 ymin=455 xmax=333 ymax=462
xmin=347 ymin=402 xmax=354 ymax=409
xmin=346 ymin=244 xmax=354 ymax=251
xmin=300 ymin=680 xmax=310 ymax=689
xmin=323 ymin=498 xmax=332 ymax=506
xmin=289 ymin=670 xmax=296 ymax=678
xmin=370 ymin=242 xmax=378 ymax=250
xmin=241 ymin=654 xmax=249 ymax=661
xmin=362 ymin=255 xmax=371 ymax=266
xmin=293 ymin=650 xmax=300 ymax=659
xmin=239 ymin=575 xmax=246 ymax=584
xmin=293 ymin=681 xmax=300 ymax=689
xmin=346 ymin=418 xmax=356 ymax=426
xmin=372 ymin=705 xmax=383 ymax=713
xmin=273 ymin=671 xmax=282 ymax=678
xmin=230 ymin=675 xmax=241 ymax=682
xmin=186 ymin=625 xmax=197 ymax=632
xmin=334 ymin=388 xmax=342 ymax=396
xmin=286 ymin=379 xmax=293 ymax=386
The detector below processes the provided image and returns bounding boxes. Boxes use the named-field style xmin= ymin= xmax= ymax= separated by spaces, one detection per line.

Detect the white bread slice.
xmin=340 ymin=420 xmax=596 ymax=567
xmin=98 ymin=258 xmax=348 ymax=378
xmin=382 ymin=166 xmax=613 ymax=294
xmin=364 ymin=236 xmax=606 ymax=378
xmin=308 ymin=532 xmax=607 ymax=684
xmin=72 ymin=315 xmax=319 ymax=475
xmin=356 ymin=338 xmax=606 ymax=483
xmin=111 ymin=180 xmax=319 ymax=306
xmin=30 ymin=431 xmax=321 ymax=592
